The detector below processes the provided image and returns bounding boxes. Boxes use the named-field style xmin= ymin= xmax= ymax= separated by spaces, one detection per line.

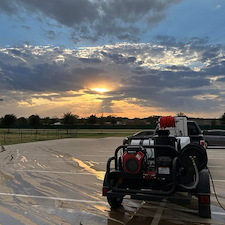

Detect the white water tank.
xmin=174 ymin=117 xmax=188 ymax=136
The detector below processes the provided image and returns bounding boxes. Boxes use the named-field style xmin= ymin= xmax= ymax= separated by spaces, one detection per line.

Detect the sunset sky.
xmin=0 ymin=0 xmax=225 ymax=118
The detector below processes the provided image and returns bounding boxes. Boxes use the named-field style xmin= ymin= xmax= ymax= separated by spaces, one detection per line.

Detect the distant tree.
xmin=220 ymin=112 xmax=225 ymax=124
xmin=62 ymin=113 xmax=78 ymax=136
xmin=211 ymin=119 xmax=216 ymax=128
xmin=43 ymin=117 xmax=51 ymax=126
xmin=79 ymin=117 xmax=87 ymax=125
xmin=17 ymin=117 xmax=28 ymax=126
xmin=1 ymin=114 xmax=17 ymax=132
xmin=106 ymin=116 xmax=117 ymax=125
xmin=87 ymin=115 xmax=97 ymax=125
xmin=50 ymin=117 xmax=60 ymax=125
xmin=28 ymin=115 xmax=42 ymax=133
xmin=62 ymin=112 xmax=78 ymax=126
xmin=176 ymin=112 xmax=187 ymax=117
xmin=146 ymin=116 xmax=159 ymax=126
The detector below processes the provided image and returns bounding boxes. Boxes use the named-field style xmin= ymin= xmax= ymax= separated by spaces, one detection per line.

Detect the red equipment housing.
xmin=122 ymin=151 xmax=145 ymax=173
xmin=159 ymin=116 xmax=176 ymax=128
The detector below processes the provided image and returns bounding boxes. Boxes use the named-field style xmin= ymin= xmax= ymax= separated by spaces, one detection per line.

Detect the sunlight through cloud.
xmin=91 ymin=87 xmax=109 ymax=93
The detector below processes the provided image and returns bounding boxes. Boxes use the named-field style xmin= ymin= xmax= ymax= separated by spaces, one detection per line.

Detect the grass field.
xmin=0 ymin=128 xmax=142 ymax=145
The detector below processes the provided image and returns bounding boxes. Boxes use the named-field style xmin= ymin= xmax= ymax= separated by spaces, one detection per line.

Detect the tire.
xmin=104 ymin=173 xmax=124 ymax=209
xmin=107 ymin=195 xmax=123 ymax=209
xmin=196 ymin=169 xmax=211 ymax=218
xmin=199 ymin=202 xmax=211 ymax=218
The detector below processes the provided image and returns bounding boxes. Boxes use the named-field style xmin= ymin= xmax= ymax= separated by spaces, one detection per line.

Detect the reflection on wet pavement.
xmin=71 ymin=157 xmax=105 ymax=181
xmin=0 ymin=139 xmax=224 ymax=224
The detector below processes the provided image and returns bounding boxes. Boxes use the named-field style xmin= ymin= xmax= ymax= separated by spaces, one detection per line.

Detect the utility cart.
xmin=102 ymin=116 xmax=211 ymax=218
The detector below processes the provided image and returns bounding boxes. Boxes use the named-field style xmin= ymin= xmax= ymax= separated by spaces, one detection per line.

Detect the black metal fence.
xmin=0 ymin=129 xmax=79 ymax=145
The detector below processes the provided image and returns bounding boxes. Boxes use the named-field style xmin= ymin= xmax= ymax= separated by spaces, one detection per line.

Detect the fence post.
xmin=3 ymin=132 xmax=6 ymax=144
xmin=20 ymin=130 xmax=23 ymax=142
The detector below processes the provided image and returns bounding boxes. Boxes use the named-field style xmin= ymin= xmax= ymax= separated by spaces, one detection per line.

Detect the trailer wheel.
xmin=103 ymin=173 xmax=124 ymax=209
xmin=196 ymin=169 xmax=211 ymax=218
xmin=199 ymin=202 xmax=211 ymax=218
xmin=107 ymin=195 xmax=123 ymax=209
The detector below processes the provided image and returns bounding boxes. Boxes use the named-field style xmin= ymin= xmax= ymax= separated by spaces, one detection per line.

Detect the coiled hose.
xmin=179 ymin=156 xmax=199 ymax=190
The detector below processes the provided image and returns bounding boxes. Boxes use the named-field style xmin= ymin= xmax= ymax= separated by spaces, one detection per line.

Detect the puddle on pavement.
xmin=71 ymin=157 xmax=105 ymax=181
xmin=32 ymin=205 xmax=108 ymax=225
xmin=105 ymin=199 xmax=225 ymax=225
xmin=0 ymin=211 xmax=25 ymax=225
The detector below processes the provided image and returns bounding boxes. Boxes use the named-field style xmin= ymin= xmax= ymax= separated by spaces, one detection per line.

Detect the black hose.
xmin=178 ymin=157 xmax=199 ymax=190
xmin=208 ymin=167 xmax=225 ymax=211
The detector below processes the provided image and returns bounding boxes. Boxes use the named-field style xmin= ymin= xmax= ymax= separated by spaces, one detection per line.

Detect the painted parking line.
xmin=14 ymin=169 xmax=95 ymax=175
xmin=212 ymin=180 xmax=225 ymax=182
xmin=212 ymin=212 xmax=225 ymax=215
xmin=208 ymin=166 xmax=223 ymax=168
xmin=150 ymin=201 xmax=166 ymax=225
xmin=0 ymin=192 xmax=107 ymax=205
xmin=1 ymin=191 xmax=225 ymax=221
xmin=209 ymin=158 xmax=225 ymax=160
xmin=81 ymin=154 xmax=109 ymax=157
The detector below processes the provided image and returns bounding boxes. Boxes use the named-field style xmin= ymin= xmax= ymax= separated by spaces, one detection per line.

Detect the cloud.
xmin=100 ymin=51 xmax=136 ymax=64
xmin=0 ymin=0 xmax=181 ymax=42
xmin=44 ymin=30 xmax=58 ymax=40
xmin=0 ymin=37 xmax=225 ymax=117
xmin=78 ymin=58 xmax=102 ymax=64
xmin=0 ymin=0 xmax=18 ymax=14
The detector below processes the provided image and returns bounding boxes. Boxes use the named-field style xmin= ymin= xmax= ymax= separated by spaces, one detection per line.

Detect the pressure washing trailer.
xmin=102 ymin=116 xmax=211 ymax=218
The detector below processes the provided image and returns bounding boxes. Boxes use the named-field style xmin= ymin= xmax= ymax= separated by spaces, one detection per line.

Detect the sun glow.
xmin=91 ymin=87 xmax=109 ymax=93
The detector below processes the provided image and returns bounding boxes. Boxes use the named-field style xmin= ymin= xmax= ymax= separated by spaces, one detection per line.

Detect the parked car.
xmin=123 ymin=130 xmax=154 ymax=145
xmin=187 ymin=121 xmax=205 ymax=147
xmin=203 ymin=129 xmax=225 ymax=146
xmin=123 ymin=120 xmax=205 ymax=147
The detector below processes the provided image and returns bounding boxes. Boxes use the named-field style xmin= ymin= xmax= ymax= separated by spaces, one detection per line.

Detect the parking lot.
xmin=0 ymin=138 xmax=225 ymax=224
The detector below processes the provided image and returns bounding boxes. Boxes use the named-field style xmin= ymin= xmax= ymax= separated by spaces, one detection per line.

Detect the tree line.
xmin=0 ymin=113 xmax=163 ymax=129
xmin=1 ymin=112 xmax=225 ymax=129
xmin=0 ymin=113 xmax=159 ymax=129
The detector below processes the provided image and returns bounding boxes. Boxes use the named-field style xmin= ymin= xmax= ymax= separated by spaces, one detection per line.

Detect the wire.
xmin=207 ymin=167 xmax=225 ymax=211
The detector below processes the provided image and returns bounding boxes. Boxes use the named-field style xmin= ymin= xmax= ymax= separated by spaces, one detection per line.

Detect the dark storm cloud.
xmin=0 ymin=0 xmax=18 ymax=14
xmin=8 ymin=49 xmax=22 ymax=56
xmin=45 ymin=30 xmax=58 ymax=40
xmin=0 ymin=46 xmax=107 ymax=92
xmin=128 ymin=71 xmax=210 ymax=89
xmin=0 ymin=0 xmax=181 ymax=42
xmin=203 ymin=58 xmax=225 ymax=76
xmin=122 ymin=85 xmax=220 ymax=114
xmin=101 ymin=51 xmax=136 ymax=64
xmin=165 ymin=65 xmax=191 ymax=71
xmin=21 ymin=25 xmax=31 ymax=30
xmin=1 ymin=36 xmax=225 ymax=115
xmin=78 ymin=58 xmax=102 ymax=64
xmin=1 ymin=62 xmax=106 ymax=92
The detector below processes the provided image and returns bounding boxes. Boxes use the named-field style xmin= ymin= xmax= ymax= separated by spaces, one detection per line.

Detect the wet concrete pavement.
xmin=0 ymin=138 xmax=225 ymax=224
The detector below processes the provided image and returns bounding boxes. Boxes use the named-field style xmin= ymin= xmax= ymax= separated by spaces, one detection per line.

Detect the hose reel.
xmin=159 ymin=116 xmax=176 ymax=128
xmin=179 ymin=144 xmax=208 ymax=172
